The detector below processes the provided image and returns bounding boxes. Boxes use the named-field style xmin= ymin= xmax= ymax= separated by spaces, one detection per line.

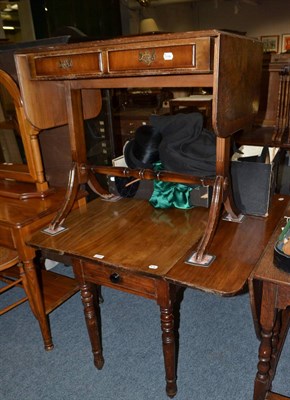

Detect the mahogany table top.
xmin=27 ymin=194 xmax=290 ymax=296
xmin=27 ymin=197 xmax=209 ymax=278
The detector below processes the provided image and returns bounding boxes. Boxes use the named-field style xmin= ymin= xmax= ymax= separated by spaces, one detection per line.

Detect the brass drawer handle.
xmin=59 ymin=58 xmax=73 ymax=70
xmin=110 ymin=272 xmax=120 ymax=283
xmin=138 ymin=49 xmax=156 ymax=66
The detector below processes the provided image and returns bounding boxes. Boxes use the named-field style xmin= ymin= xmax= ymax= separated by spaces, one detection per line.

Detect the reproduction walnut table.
xmin=249 ymin=201 xmax=290 ymax=400
xmin=27 ymin=194 xmax=290 ymax=397
xmin=15 ymin=29 xmax=263 ymax=265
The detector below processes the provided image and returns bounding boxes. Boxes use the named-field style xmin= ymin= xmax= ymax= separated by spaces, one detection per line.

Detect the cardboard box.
xmin=230 ymin=146 xmax=280 ymax=217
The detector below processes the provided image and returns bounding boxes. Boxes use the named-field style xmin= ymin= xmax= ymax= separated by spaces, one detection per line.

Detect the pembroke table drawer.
xmin=29 ymin=51 xmax=103 ymax=79
xmin=80 ymin=261 xmax=158 ymax=299
xmin=0 ymin=225 xmax=15 ymax=248
xmin=106 ymin=37 xmax=212 ymax=74
xmin=28 ymin=37 xmax=212 ymax=79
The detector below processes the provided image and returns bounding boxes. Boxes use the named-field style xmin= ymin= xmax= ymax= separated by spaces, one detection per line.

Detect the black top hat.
xmin=124 ymin=125 xmax=162 ymax=169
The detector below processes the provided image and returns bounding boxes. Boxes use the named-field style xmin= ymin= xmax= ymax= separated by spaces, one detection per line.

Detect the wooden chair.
xmin=271 ymin=68 xmax=290 ymax=145
xmin=236 ymin=66 xmax=290 ymax=148
xmin=0 ymin=246 xmax=28 ymax=315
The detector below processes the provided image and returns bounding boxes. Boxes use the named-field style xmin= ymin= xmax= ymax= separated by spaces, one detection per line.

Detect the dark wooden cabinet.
xmin=113 ymin=108 xmax=157 ymax=156
xmin=44 ymin=0 xmax=122 ymax=39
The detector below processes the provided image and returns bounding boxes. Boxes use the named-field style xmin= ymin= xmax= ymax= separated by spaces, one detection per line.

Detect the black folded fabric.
xmin=150 ymin=113 xmax=216 ymax=177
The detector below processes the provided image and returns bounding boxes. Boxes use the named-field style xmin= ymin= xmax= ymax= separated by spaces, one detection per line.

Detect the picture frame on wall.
xmin=260 ymin=35 xmax=279 ymax=53
xmin=281 ymin=33 xmax=290 ymax=53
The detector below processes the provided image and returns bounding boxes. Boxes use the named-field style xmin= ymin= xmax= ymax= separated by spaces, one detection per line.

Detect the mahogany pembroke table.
xmin=27 ymin=194 xmax=290 ymax=397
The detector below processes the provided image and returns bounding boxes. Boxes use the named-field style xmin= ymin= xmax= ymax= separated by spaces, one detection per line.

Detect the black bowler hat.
xmin=124 ymin=124 xmax=162 ymax=169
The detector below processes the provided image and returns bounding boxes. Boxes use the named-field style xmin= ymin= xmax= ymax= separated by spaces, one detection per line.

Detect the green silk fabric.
xmin=149 ymin=162 xmax=194 ymax=209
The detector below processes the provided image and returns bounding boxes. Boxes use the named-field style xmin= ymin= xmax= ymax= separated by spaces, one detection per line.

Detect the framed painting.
xmin=260 ymin=35 xmax=279 ymax=53
xmin=281 ymin=33 xmax=290 ymax=52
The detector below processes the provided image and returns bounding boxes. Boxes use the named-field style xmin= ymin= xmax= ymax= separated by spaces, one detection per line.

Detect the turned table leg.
xmin=160 ymin=305 xmax=177 ymax=398
xmin=254 ymin=327 xmax=274 ymax=400
xmin=158 ymin=281 xmax=177 ymax=398
xmin=72 ymin=259 xmax=104 ymax=369
xmin=270 ymin=310 xmax=282 ymax=380
xmin=253 ymin=282 xmax=278 ymax=400
xmin=79 ymin=280 xmax=104 ymax=370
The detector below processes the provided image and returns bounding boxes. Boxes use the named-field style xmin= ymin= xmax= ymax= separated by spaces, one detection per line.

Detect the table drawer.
xmin=81 ymin=261 xmax=158 ymax=299
xmin=0 ymin=225 xmax=15 ymax=248
xmin=107 ymin=38 xmax=212 ymax=74
xmin=29 ymin=51 xmax=103 ymax=78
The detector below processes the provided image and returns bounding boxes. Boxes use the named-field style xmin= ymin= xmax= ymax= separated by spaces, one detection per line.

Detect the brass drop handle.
xmin=110 ymin=272 xmax=120 ymax=283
